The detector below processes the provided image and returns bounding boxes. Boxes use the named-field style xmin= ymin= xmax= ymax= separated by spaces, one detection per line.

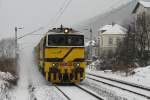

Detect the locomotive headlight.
xmin=52 ymin=63 xmax=58 ymax=67
xmin=74 ymin=63 xmax=80 ymax=68
xmin=52 ymin=64 xmax=55 ymax=67
xmin=64 ymin=28 xmax=69 ymax=33
xmin=77 ymin=63 xmax=80 ymax=67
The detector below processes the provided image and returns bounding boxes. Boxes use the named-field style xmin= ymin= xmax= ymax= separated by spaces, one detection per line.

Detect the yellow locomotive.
xmin=34 ymin=26 xmax=86 ymax=83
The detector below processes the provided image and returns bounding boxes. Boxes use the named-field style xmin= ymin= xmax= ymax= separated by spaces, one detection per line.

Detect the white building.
xmin=132 ymin=1 xmax=150 ymax=15
xmin=98 ymin=24 xmax=127 ymax=56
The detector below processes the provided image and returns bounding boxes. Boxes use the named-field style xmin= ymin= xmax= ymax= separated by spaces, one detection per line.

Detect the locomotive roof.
xmin=47 ymin=31 xmax=84 ymax=36
xmin=46 ymin=27 xmax=84 ymax=36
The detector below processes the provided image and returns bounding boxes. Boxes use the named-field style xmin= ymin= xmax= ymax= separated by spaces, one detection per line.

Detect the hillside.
xmin=75 ymin=0 xmax=137 ymax=39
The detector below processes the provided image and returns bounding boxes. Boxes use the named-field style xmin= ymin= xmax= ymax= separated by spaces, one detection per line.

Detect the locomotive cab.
xmin=35 ymin=26 xmax=86 ymax=83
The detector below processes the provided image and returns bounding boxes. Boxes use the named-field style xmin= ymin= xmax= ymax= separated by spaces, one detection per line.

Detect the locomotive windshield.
xmin=47 ymin=34 xmax=84 ymax=46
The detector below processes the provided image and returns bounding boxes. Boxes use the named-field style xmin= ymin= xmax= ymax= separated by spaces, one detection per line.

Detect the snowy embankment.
xmin=0 ymin=71 xmax=16 ymax=100
xmin=87 ymin=62 xmax=150 ymax=88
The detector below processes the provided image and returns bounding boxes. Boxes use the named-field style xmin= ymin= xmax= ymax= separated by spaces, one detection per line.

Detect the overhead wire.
xmin=18 ymin=0 xmax=73 ymax=49
xmin=19 ymin=0 xmax=129 ymax=48
xmin=18 ymin=0 xmax=73 ymax=40
xmin=18 ymin=0 xmax=125 ymax=40
xmin=50 ymin=0 xmax=71 ymax=27
xmin=52 ymin=0 xmax=72 ymax=26
xmin=17 ymin=27 xmax=44 ymax=40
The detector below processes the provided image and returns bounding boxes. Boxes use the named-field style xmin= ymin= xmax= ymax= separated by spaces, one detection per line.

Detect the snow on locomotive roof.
xmin=47 ymin=32 xmax=84 ymax=35
xmin=47 ymin=29 xmax=84 ymax=35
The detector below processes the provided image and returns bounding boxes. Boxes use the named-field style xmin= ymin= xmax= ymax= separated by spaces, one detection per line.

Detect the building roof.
xmin=99 ymin=24 xmax=127 ymax=35
xmin=139 ymin=1 xmax=150 ymax=8
xmin=98 ymin=25 xmax=113 ymax=31
xmin=133 ymin=1 xmax=150 ymax=13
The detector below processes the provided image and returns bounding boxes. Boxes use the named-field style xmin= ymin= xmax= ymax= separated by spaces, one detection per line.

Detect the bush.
xmin=0 ymin=58 xmax=17 ymax=75
xmin=0 ymin=38 xmax=18 ymax=85
xmin=0 ymin=58 xmax=18 ymax=85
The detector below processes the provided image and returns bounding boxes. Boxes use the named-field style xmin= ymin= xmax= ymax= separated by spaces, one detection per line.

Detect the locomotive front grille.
xmin=47 ymin=63 xmax=85 ymax=83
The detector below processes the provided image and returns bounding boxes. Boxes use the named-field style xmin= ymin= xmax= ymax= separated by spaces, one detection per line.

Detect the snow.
xmin=83 ymin=78 xmax=147 ymax=100
xmin=0 ymin=71 xmax=15 ymax=82
xmin=86 ymin=62 xmax=150 ymax=99
xmin=105 ymin=24 xmax=127 ymax=34
xmin=87 ymin=63 xmax=150 ymax=88
xmin=14 ymin=48 xmax=32 ymax=100
xmin=139 ymin=1 xmax=150 ymax=8
xmin=77 ymin=84 xmax=106 ymax=100
xmin=0 ymin=80 xmax=9 ymax=99
xmin=85 ymin=40 xmax=96 ymax=47
xmin=98 ymin=25 xmax=113 ymax=31
xmin=87 ymin=74 xmax=150 ymax=98
xmin=30 ymin=85 xmax=65 ymax=100
xmin=98 ymin=24 xmax=127 ymax=35
xmin=0 ymin=71 xmax=16 ymax=100
xmin=131 ymin=66 xmax=150 ymax=87
xmin=12 ymin=48 xmax=64 ymax=100
xmin=57 ymin=86 xmax=98 ymax=100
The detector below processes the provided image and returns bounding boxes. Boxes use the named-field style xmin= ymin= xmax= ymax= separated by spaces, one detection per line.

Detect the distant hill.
xmin=75 ymin=0 xmax=138 ymax=39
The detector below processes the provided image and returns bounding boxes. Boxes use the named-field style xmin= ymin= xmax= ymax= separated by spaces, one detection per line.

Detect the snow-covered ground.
xmin=81 ymin=78 xmax=147 ymax=100
xmin=82 ymin=61 xmax=150 ymax=100
xmin=87 ymin=61 xmax=150 ymax=88
xmin=57 ymin=86 xmax=99 ymax=100
xmin=0 ymin=71 xmax=16 ymax=100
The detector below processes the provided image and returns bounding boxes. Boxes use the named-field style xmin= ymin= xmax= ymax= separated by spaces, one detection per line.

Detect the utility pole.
xmin=83 ymin=26 xmax=93 ymax=61
xmin=90 ymin=28 xmax=92 ymax=61
xmin=98 ymin=34 xmax=100 ymax=60
xmin=14 ymin=27 xmax=23 ymax=65
xmin=15 ymin=27 xmax=17 ymax=59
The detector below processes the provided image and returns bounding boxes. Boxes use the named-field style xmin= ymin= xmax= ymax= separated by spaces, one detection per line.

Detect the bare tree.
xmin=0 ymin=38 xmax=17 ymax=75
xmin=0 ymin=38 xmax=15 ymax=58
xmin=134 ymin=12 xmax=150 ymax=66
xmin=116 ymin=12 xmax=150 ymax=67
xmin=116 ymin=27 xmax=136 ymax=65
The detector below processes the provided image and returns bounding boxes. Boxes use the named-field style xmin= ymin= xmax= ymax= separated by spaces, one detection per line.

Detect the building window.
xmin=109 ymin=37 xmax=113 ymax=45
xmin=116 ymin=38 xmax=121 ymax=45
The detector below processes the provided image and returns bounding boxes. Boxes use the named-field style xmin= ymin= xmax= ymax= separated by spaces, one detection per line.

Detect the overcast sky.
xmin=0 ymin=0 xmax=130 ymax=40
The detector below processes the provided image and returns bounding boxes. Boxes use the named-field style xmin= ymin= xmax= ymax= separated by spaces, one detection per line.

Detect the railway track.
xmin=55 ymin=85 xmax=71 ymax=100
xmin=87 ymin=73 xmax=150 ymax=99
xmin=55 ymin=84 xmax=104 ymax=100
